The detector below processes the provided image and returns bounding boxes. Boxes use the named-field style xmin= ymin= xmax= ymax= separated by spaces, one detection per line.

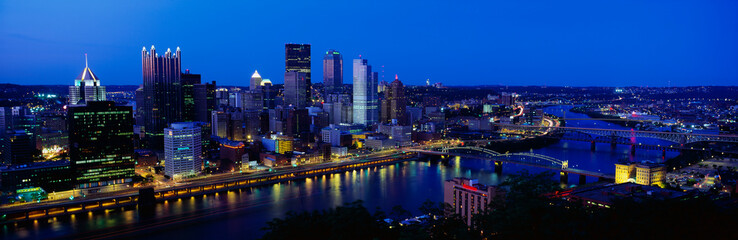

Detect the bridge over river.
xmin=493 ymin=123 xmax=738 ymax=156
xmin=406 ymin=146 xmax=614 ymax=184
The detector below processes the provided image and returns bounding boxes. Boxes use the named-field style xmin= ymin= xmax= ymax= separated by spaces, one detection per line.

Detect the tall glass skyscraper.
xmin=323 ymin=50 xmax=342 ymax=95
xmin=69 ymin=55 xmax=106 ymax=105
xmin=285 ymin=44 xmax=311 ymax=107
xmin=142 ymin=46 xmax=182 ymax=148
xmin=68 ymin=101 xmax=134 ymax=189
xmin=181 ymin=70 xmax=201 ymax=122
xmin=352 ymin=59 xmax=378 ymax=125
xmin=284 ymin=71 xmax=307 ymax=109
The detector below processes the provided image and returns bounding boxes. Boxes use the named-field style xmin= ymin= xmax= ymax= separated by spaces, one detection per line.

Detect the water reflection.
xmin=2 ymin=107 xmax=685 ymax=240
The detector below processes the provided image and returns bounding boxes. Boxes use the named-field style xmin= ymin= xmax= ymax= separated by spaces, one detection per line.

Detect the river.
xmin=2 ymin=105 xmax=680 ymax=239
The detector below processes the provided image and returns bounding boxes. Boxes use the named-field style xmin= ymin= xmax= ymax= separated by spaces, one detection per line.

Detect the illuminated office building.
xmin=284 ymin=71 xmax=307 ymax=108
xmin=69 ymin=55 xmax=106 ymax=105
xmin=261 ymin=79 xmax=276 ymax=110
xmin=323 ymin=50 xmax=342 ymax=95
xmin=614 ymin=161 xmax=666 ymax=187
xmin=142 ymin=46 xmax=182 ymax=148
xmin=352 ymin=59 xmax=378 ymax=125
xmin=193 ymin=81 xmax=216 ymax=123
xmin=181 ymin=70 xmax=201 ymax=122
xmin=285 ymin=43 xmax=311 ymax=106
xmin=164 ymin=122 xmax=202 ymax=179
xmin=380 ymin=75 xmax=408 ymax=125
xmin=68 ymin=101 xmax=134 ymax=189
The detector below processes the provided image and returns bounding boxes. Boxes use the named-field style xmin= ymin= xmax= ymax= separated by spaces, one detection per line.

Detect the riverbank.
xmin=0 ymin=154 xmax=415 ymax=225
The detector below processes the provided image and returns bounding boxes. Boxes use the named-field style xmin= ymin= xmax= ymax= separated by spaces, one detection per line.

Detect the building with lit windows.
xmin=635 ymin=162 xmax=666 ymax=187
xmin=284 ymin=71 xmax=307 ymax=108
xmin=164 ymin=122 xmax=202 ymax=179
xmin=286 ymin=43 xmax=311 ymax=107
xmin=614 ymin=161 xmax=666 ymax=187
xmin=69 ymin=55 xmax=106 ymax=105
xmin=444 ymin=178 xmax=503 ymax=226
xmin=181 ymin=70 xmax=201 ymax=122
xmin=0 ymin=160 xmax=73 ymax=194
xmin=193 ymin=81 xmax=216 ymax=123
xmin=380 ymin=75 xmax=408 ymax=125
xmin=377 ymin=124 xmax=412 ymax=147
xmin=141 ymin=46 xmax=182 ymax=148
xmin=261 ymin=78 xmax=275 ymax=110
xmin=323 ymin=50 xmax=342 ymax=95
xmin=68 ymin=101 xmax=134 ymax=189
xmin=277 ymin=137 xmax=293 ymax=154
xmin=615 ymin=162 xmax=635 ymax=184
xmin=352 ymin=59 xmax=378 ymax=125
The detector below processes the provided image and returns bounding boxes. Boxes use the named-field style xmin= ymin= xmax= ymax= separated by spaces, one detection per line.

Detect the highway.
xmin=0 ymin=149 xmax=415 ymax=214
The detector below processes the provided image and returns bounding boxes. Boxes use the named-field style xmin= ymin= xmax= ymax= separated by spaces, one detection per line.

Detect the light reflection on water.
xmin=1 ymin=106 xmax=683 ymax=240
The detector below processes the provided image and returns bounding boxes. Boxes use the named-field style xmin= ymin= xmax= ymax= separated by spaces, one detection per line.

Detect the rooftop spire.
xmin=395 ymin=74 xmax=398 ymax=80
xmin=85 ymin=53 xmax=88 ymax=68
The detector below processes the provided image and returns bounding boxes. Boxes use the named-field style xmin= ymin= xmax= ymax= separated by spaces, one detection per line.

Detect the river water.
xmin=2 ymin=105 xmax=679 ymax=240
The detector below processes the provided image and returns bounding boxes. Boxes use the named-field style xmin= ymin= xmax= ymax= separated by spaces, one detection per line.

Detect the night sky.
xmin=1 ymin=0 xmax=737 ymax=87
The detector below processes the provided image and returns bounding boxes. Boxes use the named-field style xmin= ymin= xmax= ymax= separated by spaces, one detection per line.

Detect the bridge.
xmin=560 ymin=118 xmax=658 ymax=122
xmin=492 ymin=123 xmax=738 ymax=156
xmin=407 ymin=146 xmax=614 ymax=184
xmin=494 ymin=123 xmax=738 ymax=144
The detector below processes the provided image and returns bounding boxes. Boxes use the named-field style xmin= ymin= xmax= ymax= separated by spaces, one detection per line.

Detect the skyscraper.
xmin=164 ymin=122 xmax=202 ymax=180
xmin=181 ymin=70 xmax=201 ymax=122
xmin=352 ymin=59 xmax=378 ymax=125
xmin=68 ymin=101 xmax=134 ymax=189
xmin=242 ymin=90 xmax=264 ymax=111
xmin=284 ymin=71 xmax=307 ymax=108
xmin=193 ymin=81 xmax=216 ymax=123
xmin=323 ymin=50 xmax=342 ymax=95
xmin=69 ymin=55 xmax=106 ymax=105
xmin=261 ymin=79 xmax=276 ymax=110
xmin=142 ymin=46 xmax=182 ymax=148
xmin=250 ymin=70 xmax=262 ymax=91
xmin=286 ymin=43 xmax=311 ymax=106
xmin=381 ymin=75 xmax=408 ymax=125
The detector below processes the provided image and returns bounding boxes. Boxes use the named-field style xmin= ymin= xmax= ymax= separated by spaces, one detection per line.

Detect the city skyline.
xmin=3 ymin=1 xmax=738 ymax=239
xmin=2 ymin=1 xmax=737 ymax=87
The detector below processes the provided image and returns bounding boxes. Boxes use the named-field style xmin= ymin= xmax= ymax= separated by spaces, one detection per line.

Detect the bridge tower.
xmin=610 ymin=135 xmax=618 ymax=149
xmin=494 ymin=161 xmax=503 ymax=174
xmin=630 ymin=144 xmax=636 ymax=156
xmin=560 ymin=171 xmax=568 ymax=184
xmin=578 ymin=175 xmax=586 ymax=185
xmin=590 ymin=141 xmax=596 ymax=151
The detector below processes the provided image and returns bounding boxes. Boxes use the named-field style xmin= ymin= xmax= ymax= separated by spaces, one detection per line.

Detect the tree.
xmin=389 ymin=205 xmax=412 ymax=221
xmin=260 ymin=200 xmax=394 ymax=240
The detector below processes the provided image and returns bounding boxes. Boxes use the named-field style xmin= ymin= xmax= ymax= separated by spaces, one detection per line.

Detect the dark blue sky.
xmin=1 ymin=0 xmax=737 ymax=87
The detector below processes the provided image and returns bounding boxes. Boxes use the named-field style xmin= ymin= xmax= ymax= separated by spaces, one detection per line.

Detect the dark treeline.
xmin=260 ymin=171 xmax=738 ymax=240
